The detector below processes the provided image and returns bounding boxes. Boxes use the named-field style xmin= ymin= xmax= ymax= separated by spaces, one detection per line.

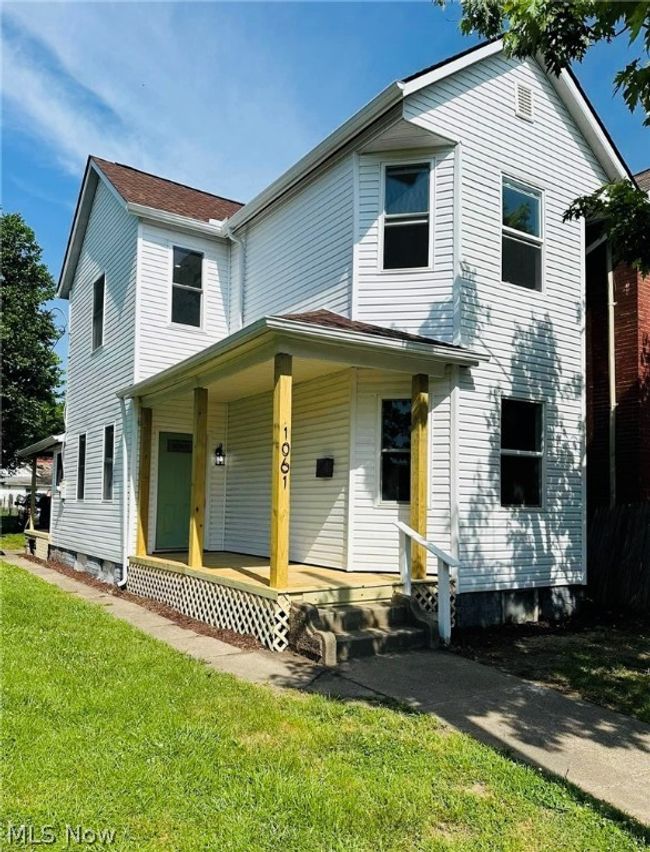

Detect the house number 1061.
xmin=281 ymin=426 xmax=291 ymax=488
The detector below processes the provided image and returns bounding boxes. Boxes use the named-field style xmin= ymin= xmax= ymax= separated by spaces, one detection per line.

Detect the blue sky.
xmin=2 ymin=2 xmax=647 ymax=374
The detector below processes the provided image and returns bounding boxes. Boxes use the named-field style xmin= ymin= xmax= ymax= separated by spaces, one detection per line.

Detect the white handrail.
xmin=393 ymin=520 xmax=459 ymax=646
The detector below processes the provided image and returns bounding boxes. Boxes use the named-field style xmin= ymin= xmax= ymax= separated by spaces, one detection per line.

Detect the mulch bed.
xmin=15 ymin=552 xmax=262 ymax=652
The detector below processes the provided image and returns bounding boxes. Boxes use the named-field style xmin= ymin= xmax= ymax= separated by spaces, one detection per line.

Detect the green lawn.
xmin=1 ymin=562 xmax=646 ymax=851
xmin=0 ymin=531 xmax=25 ymax=552
xmin=455 ymin=620 xmax=650 ymax=725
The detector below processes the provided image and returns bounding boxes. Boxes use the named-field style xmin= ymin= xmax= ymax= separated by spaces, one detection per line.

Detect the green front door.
xmin=156 ymin=432 xmax=193 ymax=551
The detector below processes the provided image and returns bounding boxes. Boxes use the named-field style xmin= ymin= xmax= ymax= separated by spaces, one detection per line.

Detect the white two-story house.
xmin=30 ymin=40 xmax=632 ymax=660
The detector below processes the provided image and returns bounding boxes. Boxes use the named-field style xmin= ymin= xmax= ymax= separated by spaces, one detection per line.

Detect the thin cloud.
xmin=2 ymin=2 xmax=315 ymax=200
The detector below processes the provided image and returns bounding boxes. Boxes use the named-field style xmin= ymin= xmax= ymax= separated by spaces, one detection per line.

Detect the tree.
xmin=437 ymin=0 xmax=650 ymax=274
xmin=1 ymin=212 xmax=64 ymax=471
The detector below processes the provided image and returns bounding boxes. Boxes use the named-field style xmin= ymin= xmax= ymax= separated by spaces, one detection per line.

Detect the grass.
xmin=455 ymin=618 xmax=650 ymax=725
xmin=0 ymin=531 xmax=25 ymax=552
xmin=1 ymin=561 xmax=647 ymax=851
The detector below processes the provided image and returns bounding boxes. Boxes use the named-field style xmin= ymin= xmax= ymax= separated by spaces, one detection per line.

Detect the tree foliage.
xmin=1 ymin=212 xmax=64 ymax=471
xmin=564 ymin=181 xmax=650 ymax=275
xmin=438 ymin=0 xmax=650 ymax=273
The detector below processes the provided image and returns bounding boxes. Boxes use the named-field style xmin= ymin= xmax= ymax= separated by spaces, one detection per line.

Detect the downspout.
xmin=225 ymin=222 xmax=245 ymax=332
xmin=606 ymin=242 xmax=616 ymax=507
xmin=118 ymin=398 xmax=130 ymax=588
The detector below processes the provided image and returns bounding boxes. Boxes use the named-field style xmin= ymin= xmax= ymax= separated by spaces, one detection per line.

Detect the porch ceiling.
xmin=118 ymin=312 xmax=486 ymax=406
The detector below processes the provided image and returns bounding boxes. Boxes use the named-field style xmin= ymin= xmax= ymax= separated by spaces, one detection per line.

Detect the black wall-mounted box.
xmin=315 ymin=457 xmax=334 ymax=478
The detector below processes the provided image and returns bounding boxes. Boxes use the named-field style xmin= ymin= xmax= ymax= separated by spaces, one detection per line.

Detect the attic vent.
xmin=515 ymin=83 xmax=534 ymax=121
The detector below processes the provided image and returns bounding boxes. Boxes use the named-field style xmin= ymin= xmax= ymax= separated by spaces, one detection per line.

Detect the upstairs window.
xmin=92 ymin=275 xmax=105 ymax=350
xmin=77 ymin=433 xmax=86 ymax=500
xmin=502 ymin=178 xmax=542 ymax=290
xmin=380 ymin=399 xmax=411 ymax=502
xmin=171 ymin=246 xmax=203 ymax=327
xmin=500 ymin=398 xmax=543 ymax=507
xmin=383 ymin=163 xmax=430 ymax=270
xmin=103 ymin=425 xmax=114 ymax=501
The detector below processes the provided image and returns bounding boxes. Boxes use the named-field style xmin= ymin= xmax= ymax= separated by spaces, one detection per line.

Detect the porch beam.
xmin=188 ymin=387 xmax=208 ymax=569
xmin=135 ymin=406 xmax=153 ymax=557
xmin=410 ymin=373 xmax=429 ymax=579
xmin=270 ymin=353 xmax=292 ymax=589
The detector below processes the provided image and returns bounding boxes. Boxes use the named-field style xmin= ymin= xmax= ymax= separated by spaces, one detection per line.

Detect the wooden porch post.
xmin=188 ymin=387 xmax=208 ymax=569
xmin=410 ymin=373 xmax=429 ymax=579
xmin=29 ymin=458 xmax=37 ymax=530
xmin=135 ymin=406 xmax=153 ymax=557
xmin=270 ymin=353 xmax=292 ymax=589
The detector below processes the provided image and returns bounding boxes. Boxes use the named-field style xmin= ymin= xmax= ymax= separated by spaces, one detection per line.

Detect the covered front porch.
xmin=121 ymin=311 xmax=482 ymax=650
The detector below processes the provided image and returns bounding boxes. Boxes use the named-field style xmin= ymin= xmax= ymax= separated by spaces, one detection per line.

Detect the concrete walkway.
xmin=5 ymin=555 xmax=650 ymax=825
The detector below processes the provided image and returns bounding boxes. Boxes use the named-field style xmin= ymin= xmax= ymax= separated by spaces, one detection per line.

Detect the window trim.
xmin=169 ymin=244 xmax=205 ymax=329
xmin=379 ymin=157 xmax=435 ymax=273
xmin=76 ymin=433 xmax=87 ymax=500
xmin=499 ymin=396 xmax=546 ymax=510
xmin=377 ymin=395 xmax=412 ymax=505
xmin=101 ymin=423 xmax=116 ymax=502
xmin=500 ymin=174 xmax=545 ymax=292
xmin=91 ymin=274 xmax=106 ymax=352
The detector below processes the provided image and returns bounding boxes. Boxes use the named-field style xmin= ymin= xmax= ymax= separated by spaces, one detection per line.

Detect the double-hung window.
xmin=500 ymin=399 xmax=544 ymax=507
xmin=92 ymin=275 xmax=105 ymax=350
xmin=501 ymin=178 xmax=543 ymax=290
xmin=171 ymin=246 xmax=203 ymax=327
xmin=380 ymin=399 xmax=411 ymax=502
xmin=383 ymin=163 xmax=431 ymax=270
xmin=103 ymin=425 xmax=114 ymax=501
xmin=77 ymin=434 xmax=86 ymax=500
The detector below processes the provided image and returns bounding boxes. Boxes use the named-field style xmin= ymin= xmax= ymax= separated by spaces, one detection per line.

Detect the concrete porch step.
xmin=335 ymin=625 xmax=428 ymax=662
xmin=288 ymin=595 xmax=437 ymax=664
xmin=316 ymin=601 xmax=410 ymax=633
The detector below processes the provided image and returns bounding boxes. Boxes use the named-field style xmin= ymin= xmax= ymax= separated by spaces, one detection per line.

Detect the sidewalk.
xmin=5 ymin=554 xmax=649 ymax=825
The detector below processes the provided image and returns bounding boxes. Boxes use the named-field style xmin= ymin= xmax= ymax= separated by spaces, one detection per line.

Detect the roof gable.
xmin=58 ymin=157 xmax=243 ymax=297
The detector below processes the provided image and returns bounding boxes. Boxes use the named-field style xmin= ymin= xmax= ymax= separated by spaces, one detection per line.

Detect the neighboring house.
xmin=586 ymin=168 xmax=650 ymax=513
xmin=30 ymin=39 xmax=635 ymax=657
xmin=0 ymin=459 xmax=52 ymax=510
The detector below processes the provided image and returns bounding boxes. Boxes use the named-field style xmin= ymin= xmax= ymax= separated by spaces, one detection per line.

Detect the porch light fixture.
xmin=214 ymin=444 xmax=226 ymax=466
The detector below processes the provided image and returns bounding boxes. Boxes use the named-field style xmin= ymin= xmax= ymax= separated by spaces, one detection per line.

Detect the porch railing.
xmin=393 ymin=520 xmax=460 ymax=646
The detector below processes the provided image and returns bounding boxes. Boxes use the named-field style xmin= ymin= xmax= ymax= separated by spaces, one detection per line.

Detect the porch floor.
xmin=132 ymin=550 xmax=405 ymax=603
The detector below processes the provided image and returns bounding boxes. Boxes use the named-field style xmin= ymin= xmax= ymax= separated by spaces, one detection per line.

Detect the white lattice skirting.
xmin=128 ymin=562 xmax=291 ymax=652
xmin=412 ymin=580 xmax=457 ymax=628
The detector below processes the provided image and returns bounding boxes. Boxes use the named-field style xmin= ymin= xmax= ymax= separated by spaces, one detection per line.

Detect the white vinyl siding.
xmin=241 ymin=156 xmax=354 ymax=324
xmin=351 ymin=369 xmax=451 ymax=572
xmin=50 ymin=179 xmax=138 ymax=563
xmin=355 ymin=148 xmax=455 ymax=338
xmin=137 ymin=223 xmax=229 ymax=380
xmin=224 ymin=371 xmax=351 ymax=568
xmin=402 ymin=53 xmax=606 ymax=592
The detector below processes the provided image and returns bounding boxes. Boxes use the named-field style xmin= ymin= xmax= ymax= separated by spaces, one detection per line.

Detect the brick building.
xmin=586 ymin=168 xmax=650 ymax=513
